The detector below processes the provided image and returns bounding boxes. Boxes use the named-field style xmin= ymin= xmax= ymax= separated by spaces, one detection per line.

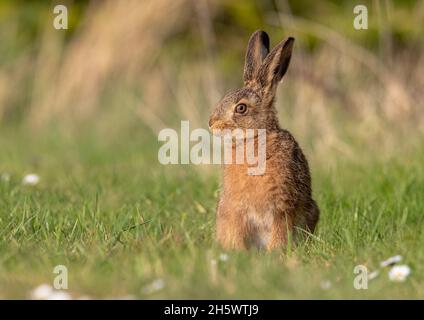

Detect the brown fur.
xmin=209 ymin=30 xmax=319 ymax=250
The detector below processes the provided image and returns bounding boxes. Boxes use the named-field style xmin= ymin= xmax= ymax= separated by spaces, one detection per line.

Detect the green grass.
xmin=0 ymin=126 xmax=423 ymax=299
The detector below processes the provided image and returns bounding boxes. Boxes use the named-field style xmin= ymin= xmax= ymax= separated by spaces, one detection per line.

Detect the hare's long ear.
xmin=258 ymin=37 xmax=294 ymax=93
xmin=243 ymin=30 xmax=270 ymax=86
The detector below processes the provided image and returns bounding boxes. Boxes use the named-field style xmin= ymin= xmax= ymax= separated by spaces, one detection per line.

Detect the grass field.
xmin=1 ymin=124 xmax=423 ymax=299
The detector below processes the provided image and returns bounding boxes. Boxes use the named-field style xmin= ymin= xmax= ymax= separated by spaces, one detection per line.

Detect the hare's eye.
xmin=235 ymin=103 xmax=247 ymax=114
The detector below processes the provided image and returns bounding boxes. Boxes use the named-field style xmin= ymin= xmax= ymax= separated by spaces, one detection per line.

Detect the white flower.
xmin=46 ymin=291 xmax=71 ymax=300
xmin=142 ymin=279 xmax=166 ymax=294
xmin=388 ymin=265 xmax=411 ymax=282
xmin=29 ymin=284 xmax=53 ymax=300
xmin=29 ymin=284 xmax=72 ymax=300
xmin=380 ymin=255 xmax=402 ymax=268
xmin=151 ymin=279 xmax=165 ymax=290
xmin=22 ymin=173 xmax=40 ymax=186
xmin=368 ymin=270 xmax=380 ymax=280
xmin=219 ymin=254 xmax=229 ymax=262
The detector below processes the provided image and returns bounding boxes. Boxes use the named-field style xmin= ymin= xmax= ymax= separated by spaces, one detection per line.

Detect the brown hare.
xmin=209 ymin=30 xmax=319 ymax=250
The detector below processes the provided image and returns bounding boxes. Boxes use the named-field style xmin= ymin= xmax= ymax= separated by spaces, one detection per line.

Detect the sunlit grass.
xmin=0 ymin=127 xmax=423 ymax=299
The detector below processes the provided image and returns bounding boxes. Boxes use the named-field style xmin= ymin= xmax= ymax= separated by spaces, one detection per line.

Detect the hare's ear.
xmin=258 ymin=37 xmax=294 ymax=92
xmin=243 ymin=30 xmax=270 ymax=86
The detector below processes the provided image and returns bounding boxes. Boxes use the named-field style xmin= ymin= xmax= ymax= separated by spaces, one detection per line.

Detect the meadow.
xmin=0 ymin=0 xmax=423 ymax=299
xmin=1 ymin=124 xmax=423 ymax=299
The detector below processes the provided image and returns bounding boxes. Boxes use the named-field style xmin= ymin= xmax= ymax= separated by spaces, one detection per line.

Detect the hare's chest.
xmin=241 ymin=177 xmax=278 ymax=249
xmin=246 ymin=207 xmax=274 ymax=249
xmin=222 ymin=167 xmax=280 ymax=248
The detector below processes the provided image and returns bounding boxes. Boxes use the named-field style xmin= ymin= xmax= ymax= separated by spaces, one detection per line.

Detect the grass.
xmin=0 ymin=125 xmax=423 ymax=299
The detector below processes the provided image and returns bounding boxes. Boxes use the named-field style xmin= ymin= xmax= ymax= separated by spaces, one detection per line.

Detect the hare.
xmin=208 ymin=30 xmax=319 ymax=250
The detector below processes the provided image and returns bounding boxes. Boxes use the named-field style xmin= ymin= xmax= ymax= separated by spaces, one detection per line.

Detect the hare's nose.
xmin=208 ymin=117 xmax=215 ymax=128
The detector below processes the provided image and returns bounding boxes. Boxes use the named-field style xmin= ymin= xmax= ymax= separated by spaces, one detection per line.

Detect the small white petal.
xmin=380 ymin=255 xmax=402 ymax=268
xmin=142 ymin=279 xmax=166 ymax=294
xmin=151 ymin=279 xmax=165 ymax=290
xmin=368 ymin=270 xmax=380 ymax=280
xmin=29 ymin=284 xmax=54 ymax=300
xmin=219 ymin=254 xmax=229 ymax=262
xmin=388 ymin=265 xmax=411 ymax=282
xmin=46 ymin=291 xmax=71 ymax=300
xmin=22 ymin=174 xmax=40 ymax=186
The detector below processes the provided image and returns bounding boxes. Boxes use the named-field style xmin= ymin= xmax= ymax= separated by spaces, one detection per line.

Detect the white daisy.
xmin=219 ymin=253 xmax=229 ymax=262
xmin=29 ymin=284 xmax=72 ymax=300
xmin=368 ymin=270 xmax=380 ymax=280
xmin=151 ymin=279 xmax=165 ymax=291
xmin=142 ymin=278 xmax=166 ymax=294
xmin=46 ymin=291 xmax=71 ymax=300
xmin=380 ymin=255 xmax=402 ymax=268
xmin=22 ymin=173 xmax=40 ymax=186
xmin=388 ymin=265 xmax=411 ymax=282
xmin=29 ymin=284 xmax=53 ymax=300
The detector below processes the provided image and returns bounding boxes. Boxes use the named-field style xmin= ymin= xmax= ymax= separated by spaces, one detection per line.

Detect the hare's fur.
xmin=209 ymin=30 xmax=319 ymax=250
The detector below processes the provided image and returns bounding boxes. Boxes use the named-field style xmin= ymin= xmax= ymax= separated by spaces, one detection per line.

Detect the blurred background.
xmin=0 ymin=0 xmax=423 ymax=166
